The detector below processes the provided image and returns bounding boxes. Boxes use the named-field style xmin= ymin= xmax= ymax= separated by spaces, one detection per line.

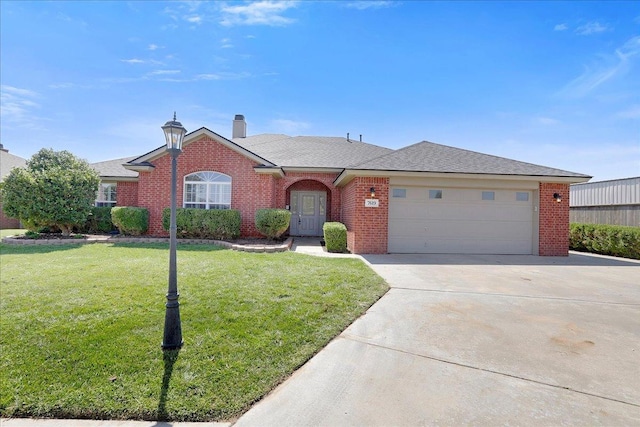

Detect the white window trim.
xmin=183 ymin=171 xmax=232 ymax=209
xmin=96 ymin=183 xmax=117 ymax=207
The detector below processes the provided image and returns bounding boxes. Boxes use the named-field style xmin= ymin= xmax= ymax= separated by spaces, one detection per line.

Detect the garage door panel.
xmin=389 ymin=187 xmax=533 ymax=254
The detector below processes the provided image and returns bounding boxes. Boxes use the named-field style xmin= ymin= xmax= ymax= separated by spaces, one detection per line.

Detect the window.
xmin=96 ymin=183 xmax=117 ymax=207
xmin=429 ymin=189 xmax=442 ymax=199
xmin=392 ymin=188 xmax=407 ymax=198
xmin=482 ymin=191 xmax=495 ymax=201
xmin=183 ymin=171 xmax=231 ymax=209
xmin=516 ymin=192 xmax=529 ymax=202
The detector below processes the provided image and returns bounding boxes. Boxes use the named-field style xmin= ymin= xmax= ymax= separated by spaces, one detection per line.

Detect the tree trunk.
xmin=60 ymin=225 xmax=72 ymax=236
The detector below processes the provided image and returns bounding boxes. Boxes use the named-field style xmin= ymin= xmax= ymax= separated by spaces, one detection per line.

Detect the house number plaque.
xmin=365 ymin=199 xmax=379 ymax=207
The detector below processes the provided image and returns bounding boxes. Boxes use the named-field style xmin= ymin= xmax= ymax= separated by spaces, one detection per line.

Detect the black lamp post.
xmin=161 ymin=112 xmax=187 ymax=350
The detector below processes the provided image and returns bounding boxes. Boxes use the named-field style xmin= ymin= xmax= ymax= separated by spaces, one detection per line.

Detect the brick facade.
xmin=539 ymin=182 xmax=570 ymax=256
xmin=116 ymin=181 xmax=139 ymax=207
xmin=342 ymin=177 xmax=389 ymax=254
xmin=107 ymin=135 xmax=573 ymax=256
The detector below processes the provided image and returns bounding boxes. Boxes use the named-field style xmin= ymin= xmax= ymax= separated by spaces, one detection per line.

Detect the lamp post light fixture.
xmin=162 ymin=112 xmax=187 ymax=350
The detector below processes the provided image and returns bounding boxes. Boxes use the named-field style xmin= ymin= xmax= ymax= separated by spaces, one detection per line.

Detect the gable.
xmin=124 ymin=127 xmax=275 ymax=173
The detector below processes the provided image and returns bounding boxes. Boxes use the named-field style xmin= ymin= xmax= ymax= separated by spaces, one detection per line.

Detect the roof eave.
xmin=281 ymin=166 xmax=344 ymax=174
xmin=123 ymin=164 xmax=155 ymax=172
xmin=99 ymin=176 xmax=139 ymax=182
xmin=253 ymin=166 xmax=285 ymax=178
xmin=334 ymin=169 xmax=592 ymax=187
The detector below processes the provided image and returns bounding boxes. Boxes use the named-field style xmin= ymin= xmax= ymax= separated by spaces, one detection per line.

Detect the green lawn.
xmin=0 ymin=242 xmax=388 ymax=421
xmin=1 ymin=229 xmax=25 ymax=238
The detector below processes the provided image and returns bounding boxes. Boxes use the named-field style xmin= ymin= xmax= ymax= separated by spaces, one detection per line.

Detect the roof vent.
xmin=232 ymin=115 xmax=246 ymax=139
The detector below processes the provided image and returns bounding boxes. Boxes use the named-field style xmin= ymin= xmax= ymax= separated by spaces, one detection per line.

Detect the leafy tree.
xmin=1 ymin=148 xmax=100 ymax=236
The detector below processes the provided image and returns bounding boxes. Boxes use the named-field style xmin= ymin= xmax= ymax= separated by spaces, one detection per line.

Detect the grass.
xmin=0 ymin=242 xmax=388 ymax=421
xmin=1 ymin=229 xmax=25 ymax=238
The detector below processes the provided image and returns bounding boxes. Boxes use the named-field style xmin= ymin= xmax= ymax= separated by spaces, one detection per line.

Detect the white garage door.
xmin=389 ymin=187 xmax=534 ymax=254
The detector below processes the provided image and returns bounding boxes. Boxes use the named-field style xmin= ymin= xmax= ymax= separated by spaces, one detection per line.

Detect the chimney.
xmin=232 ymin=114 xmax=246 ymax=139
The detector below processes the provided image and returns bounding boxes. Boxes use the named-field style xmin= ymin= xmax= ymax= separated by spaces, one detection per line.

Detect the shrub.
xmin=255 ymin=209 xmax=292 ymax=239
xmin=323 ymin=222 xmax=348 ymax=253
xmin=111 ymin=207 xmax=149 ymax=236
xmin=76 ymin=207 xmax=117 ymax=234
xmin=0 ymin=148 xmax=100 ymax=236
xmin=162 ymin=208 xmax=241 ymax=240
xmin=570 ymin=223 xmax=640 ymax=260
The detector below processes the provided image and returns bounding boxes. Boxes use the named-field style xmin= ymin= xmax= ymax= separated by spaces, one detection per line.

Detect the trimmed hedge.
xmin=162 ymin=208 xmax=241 ymax=240
xmin=255 ymin=209 xmax=292 ymax=239
xmin=570 ymin=223 xmax=640 ymax=260
xmin=323 ymin=222 xmax=348 ymax=253
xmin=76 ymin=207 xmax=117 ymax=234
xmin=111 ymin=207 xmax=149 ymax=236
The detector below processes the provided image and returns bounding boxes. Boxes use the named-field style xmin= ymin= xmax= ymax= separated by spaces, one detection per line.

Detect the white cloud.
xmin=196 ymin=71 xmax=251 ymax=80
xmin=575 ymin=21 xmax=609 ymax=35
xmin=559 ymin=35 xmax=640 ymax=97
xmin=554 ymin=23 xmax=568 ymax=31
xmin=221 ymin=37 xmax=234 ymax=48
xmin=0 ymin=85 xmax=44 ymax=128
xmin=616 ymin=105 xmax=640 ymax=119
xmin=120 ymin=58 xmax=146 ymax=64
xmin=220 ymin=1 xmax=298 ymax=26
xmin=185 ymin=15 xmax=203 ymax=24
xmin=271 ymin=118 xmax=310 ymax=134
xmin=534 ymin=117 xmax=561 ymax=126
xmin=148 ymin=70 xmax=181 ymax=76
xmin=148 ymin=44 xmax=160 ymax=51
xmin=343 ymin=1 xmax=396 ymax=10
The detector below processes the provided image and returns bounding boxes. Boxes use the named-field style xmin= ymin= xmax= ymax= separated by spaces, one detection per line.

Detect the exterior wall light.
xmin=370 ymin=187 xmax=376 ymax=198
xmin=553 ymin=193 xmax=562 ymax=203
xmin=162 ymin=112 xmax=187 ymax=350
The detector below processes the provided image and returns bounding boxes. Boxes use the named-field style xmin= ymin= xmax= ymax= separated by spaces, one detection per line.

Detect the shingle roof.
xmin=91 ymin=156 xmax=138 ymax=178
xmin=352 ymin=141 xmax=591 ymax=178
xmin=0 ymin=150 xmax=27 ymax=181
xmin=232 ymin=134 xmax=394 ymax=168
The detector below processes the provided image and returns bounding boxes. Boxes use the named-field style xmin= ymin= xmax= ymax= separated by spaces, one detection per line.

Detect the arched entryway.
xmin=286 ymin=180 xmax=331 ymax=236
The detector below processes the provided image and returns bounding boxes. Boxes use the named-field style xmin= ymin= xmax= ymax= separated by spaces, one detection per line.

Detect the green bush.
xmin=111 ymin=207 xmax=149 ymax=236
xmin=323 ymin=222 xmax=348 ymax=253
xmin=570 ymin=223 xmax=640 ymax=260
xmin=255 ymin=209 xmax=292 ymax=239
xmin=162 ymin=208 xmax=241 ymax=240
xmin=76 ymin=207 xmax=116 ymax=234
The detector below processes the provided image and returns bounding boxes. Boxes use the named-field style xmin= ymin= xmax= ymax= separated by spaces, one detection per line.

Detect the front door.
xmin=290 ymin=191 xmax=327 ymax=236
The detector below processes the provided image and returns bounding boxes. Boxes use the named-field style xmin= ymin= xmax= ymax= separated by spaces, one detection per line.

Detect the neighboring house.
xmin=0 ymin=145 xmax=28 ymax=229
xmin=570 ymin=177 xmax=640 ymax=227
xmin=97 ymin=115 xmax=591 ymax=256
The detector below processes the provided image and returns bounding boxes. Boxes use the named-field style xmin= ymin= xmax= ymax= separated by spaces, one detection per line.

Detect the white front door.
xmin=290 ymin=191 xmax=327 ymax=236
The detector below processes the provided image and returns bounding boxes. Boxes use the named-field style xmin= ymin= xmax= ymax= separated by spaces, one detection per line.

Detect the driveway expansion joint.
xmin=391 ymin=287 xmax=640 ymax=307
xmin=340 ymin=334 xmax=640 ymax=408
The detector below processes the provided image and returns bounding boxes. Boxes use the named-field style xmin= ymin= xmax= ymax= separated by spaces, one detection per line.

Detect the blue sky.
xmin=1 ymin=1 xmax=638 ymax=182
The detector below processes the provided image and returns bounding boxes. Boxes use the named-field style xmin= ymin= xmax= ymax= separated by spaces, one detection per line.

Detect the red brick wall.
xmin=136 ymin=136 xmax=273 ymax=236
xmin=539 ymin=182 xmax=570 ymax=256
xmin=116 ymin=181 xmax=139 ymax=207
xmin=0 ymin=205 xmax=20 ymax=229
xmin=342 ymin=177 xmax=389 ymax=254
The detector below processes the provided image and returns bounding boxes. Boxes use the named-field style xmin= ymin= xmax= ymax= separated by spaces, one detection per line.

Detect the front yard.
xmin=0 ymin=240 xmax=388 ymax=421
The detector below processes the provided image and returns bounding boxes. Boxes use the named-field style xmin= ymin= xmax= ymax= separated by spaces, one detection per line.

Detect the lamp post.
xmin=162 ymin=112 xmax=187 ymax=350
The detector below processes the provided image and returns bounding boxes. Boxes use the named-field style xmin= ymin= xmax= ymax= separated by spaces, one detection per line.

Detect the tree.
xmin=1 ymin=148 xmax=100 ymax=236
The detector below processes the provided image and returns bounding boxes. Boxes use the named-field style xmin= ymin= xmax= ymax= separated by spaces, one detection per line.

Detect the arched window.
xmin=183 ymin=171 xmax=231 ymax=209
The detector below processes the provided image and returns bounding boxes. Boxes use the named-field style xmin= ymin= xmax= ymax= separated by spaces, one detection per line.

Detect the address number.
xmin=365 ymin=199 xmax=379 ymax=207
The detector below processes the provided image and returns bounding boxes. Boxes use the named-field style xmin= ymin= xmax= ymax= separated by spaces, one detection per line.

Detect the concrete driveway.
xmin=235 ymin=252 xmax=640 ymax=426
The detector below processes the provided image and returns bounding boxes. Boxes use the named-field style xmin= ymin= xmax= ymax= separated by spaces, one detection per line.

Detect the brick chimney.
xmin=232 ymin=115 xmax=246 ymax=139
